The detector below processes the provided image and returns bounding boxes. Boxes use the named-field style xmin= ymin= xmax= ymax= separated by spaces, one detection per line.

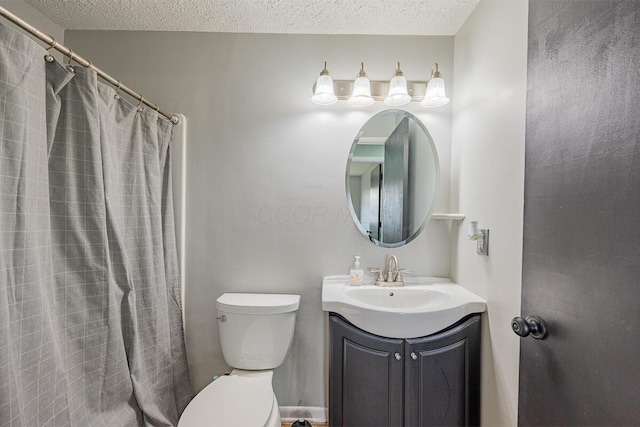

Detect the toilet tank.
xmin=216 ymin=293 xmax=300 ymax=370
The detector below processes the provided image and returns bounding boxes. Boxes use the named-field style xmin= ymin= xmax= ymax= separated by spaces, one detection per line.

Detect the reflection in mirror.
xmin=346 ymin=110 xmax=439 ymax=247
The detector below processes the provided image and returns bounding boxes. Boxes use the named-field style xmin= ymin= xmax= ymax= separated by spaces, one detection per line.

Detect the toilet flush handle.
xmin=216 ymin=315 xmax=227 ymax=322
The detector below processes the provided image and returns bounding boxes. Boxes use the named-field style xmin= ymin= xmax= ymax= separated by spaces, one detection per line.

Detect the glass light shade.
xmin=311 ymin=74 xmax=338 ymax=105
xmin=384 ymin=75 xmax=411 ymax=106
xmin=348 ymin=76 xmax=374 ymax=106
xmin=421 ymin=77 xmax=450 ymax=107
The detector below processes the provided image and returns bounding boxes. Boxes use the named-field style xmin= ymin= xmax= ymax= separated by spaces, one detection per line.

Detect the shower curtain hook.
xmin=137 ymin=95 xmax=144 ymax=113
xmin=85 ymin=60 xmax=93 ymax=70
xmin=46 ymin=37 xmax=57 ymax=51
xmin=44 ymin=36 xmax=57 ymax=62
xmin=114 ymin=80 xmax=122 ymax=100
xmin=66 ymin=49 xmax=75 ymax=72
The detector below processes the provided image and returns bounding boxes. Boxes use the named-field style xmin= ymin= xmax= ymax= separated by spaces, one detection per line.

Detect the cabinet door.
xmin=329 ymin=314 xmax=404 ymax=427
xmin=404 ymin=315 xmax=481 ymax=427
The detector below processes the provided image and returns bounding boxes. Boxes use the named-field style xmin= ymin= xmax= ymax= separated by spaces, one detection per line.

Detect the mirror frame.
xmin=345 ymin=109 xmax=440 ymax=248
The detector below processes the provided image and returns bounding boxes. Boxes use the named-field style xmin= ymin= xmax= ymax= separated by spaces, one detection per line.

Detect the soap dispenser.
xmin=350 ymin=256 xmax=364 ymax=284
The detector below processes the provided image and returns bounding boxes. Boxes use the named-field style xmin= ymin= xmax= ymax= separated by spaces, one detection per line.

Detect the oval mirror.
xmin=346 ymin=110 xmax=440 ymax=247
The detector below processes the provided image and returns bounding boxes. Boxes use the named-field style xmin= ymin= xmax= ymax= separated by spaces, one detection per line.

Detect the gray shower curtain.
xmin=0 ymin=22 xmax=191 ymax=426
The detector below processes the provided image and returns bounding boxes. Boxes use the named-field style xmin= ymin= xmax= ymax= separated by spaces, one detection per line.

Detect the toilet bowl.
xmin=178 ymin=293 xmax=300 ymax=427
xmin=178 ymin=370 xmax=280 ymax=427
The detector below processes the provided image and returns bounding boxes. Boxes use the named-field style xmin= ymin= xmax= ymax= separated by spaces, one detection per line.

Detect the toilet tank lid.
xmin=216 ymin=293 xmax=300 ymax=314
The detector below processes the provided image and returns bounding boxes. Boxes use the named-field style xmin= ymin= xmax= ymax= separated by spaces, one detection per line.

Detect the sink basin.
xmin=322 ymin=275 xmax=486 ymax=338
xmin=345 ymin=286 xmax=450 ymax=310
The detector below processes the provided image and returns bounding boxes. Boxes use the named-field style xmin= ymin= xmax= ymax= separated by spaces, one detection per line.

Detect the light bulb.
xmin=384 ymin=62 xmax=411 ymax=106
xmin=311 ymin=61 xmax=338 ymax=105
xmin=421 ymin=63 xmax=450 ymax=108
xmin=348 ymin=63 xmax=374 ymax=106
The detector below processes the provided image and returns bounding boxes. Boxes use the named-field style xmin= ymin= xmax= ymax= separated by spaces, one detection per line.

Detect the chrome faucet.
xmin=386 ymin=255 xmax=399 ymax=282
xmin=369 ymin=255 xmax=409 ymax=287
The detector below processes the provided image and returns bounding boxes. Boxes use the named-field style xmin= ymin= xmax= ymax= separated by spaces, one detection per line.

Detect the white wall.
xmin=451 ymin=1 xmax=528 ymax=425
xmin=65 ymin=30 xmax=455 ymax=407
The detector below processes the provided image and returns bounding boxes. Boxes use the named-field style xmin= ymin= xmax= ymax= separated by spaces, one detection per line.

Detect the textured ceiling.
xmin=23 ymin=0 xmax=480 ymax=35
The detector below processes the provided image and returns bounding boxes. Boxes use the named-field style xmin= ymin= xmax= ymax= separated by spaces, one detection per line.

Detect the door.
xmin=381 ymin=117 xmax=409 ymax=243
xmin=329 ymin=314 xmax=404 ymax=427
xmin=369 ymin=165 xmax=382 ymax=240
xmin=519 ymin=1 xmax=640 ymax=424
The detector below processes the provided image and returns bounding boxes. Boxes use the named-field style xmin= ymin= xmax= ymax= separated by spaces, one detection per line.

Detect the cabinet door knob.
xmin=410 ymin=352 xmax=417 ymax=360
xmin=394 ymin=352 xmax=401 ymax=360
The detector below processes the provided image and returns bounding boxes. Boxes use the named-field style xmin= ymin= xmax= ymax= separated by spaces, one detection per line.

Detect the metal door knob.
xmin=511 ymin=316 xmax=548 ymax=340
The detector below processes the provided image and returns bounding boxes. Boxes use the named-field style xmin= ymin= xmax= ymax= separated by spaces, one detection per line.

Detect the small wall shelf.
xmin=431 ymin=213 xmax=466 ymax=221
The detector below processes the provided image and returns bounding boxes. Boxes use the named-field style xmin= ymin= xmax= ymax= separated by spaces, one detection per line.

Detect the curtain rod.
xmin=0 ymin=5 xmax=180 ymax=124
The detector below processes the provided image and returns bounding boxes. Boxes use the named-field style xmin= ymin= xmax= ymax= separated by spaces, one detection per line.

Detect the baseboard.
xmin=279 ymin=406 xmax=327 ymax=423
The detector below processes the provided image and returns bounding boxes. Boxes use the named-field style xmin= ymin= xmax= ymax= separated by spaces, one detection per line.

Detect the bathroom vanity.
xmin=322 ymin=276 xmax=485 ymax=427
xmin=331 ymin=109 xmax=484 ymax=426
xmin=329 ymin=313 xmax=480 ymax=427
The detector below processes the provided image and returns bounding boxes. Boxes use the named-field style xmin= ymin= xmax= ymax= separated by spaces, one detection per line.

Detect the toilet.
xmin=178 ymin=293 xmax=301 ymax=427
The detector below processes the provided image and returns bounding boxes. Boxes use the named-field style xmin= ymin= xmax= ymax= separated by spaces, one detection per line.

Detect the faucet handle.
xmin=369 ymin=268 xmax=384 ymax=285
xmin=368 ymin=268 xmax=384 ymax=282
xmin=395 ymin=269 xmax=410 ymax=281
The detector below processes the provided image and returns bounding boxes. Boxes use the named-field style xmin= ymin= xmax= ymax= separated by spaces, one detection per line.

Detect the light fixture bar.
xmin=313 ymin=80 xmax=428 ymax=101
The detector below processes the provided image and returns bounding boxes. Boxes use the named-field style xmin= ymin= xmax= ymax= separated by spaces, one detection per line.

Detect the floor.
xmin=280 ymin=422 xmax=327 ymax=427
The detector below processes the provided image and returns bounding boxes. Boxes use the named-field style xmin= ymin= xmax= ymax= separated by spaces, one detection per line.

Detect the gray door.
xmin=369 ymin=165 xmax=382 ymax=241
xmin=519 ymin=1 xmax=640 ymax=425
xmin=381 ymin=117 xmax=409 ymax=243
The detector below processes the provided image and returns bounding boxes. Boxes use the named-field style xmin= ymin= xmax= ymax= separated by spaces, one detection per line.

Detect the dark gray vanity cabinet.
xmin=403 ymin=315 xmax=481 ymax=426
xmin=329 ymin=314 xmax=405 ymax=427
xmin=329 ymin=314 xmax=481 ymax=427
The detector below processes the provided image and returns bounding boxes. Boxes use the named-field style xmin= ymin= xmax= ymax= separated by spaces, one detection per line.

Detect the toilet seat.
xmin=178 ymin=373 xmax=275 ymax=427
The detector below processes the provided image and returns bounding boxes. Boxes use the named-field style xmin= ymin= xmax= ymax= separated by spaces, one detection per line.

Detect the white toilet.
xmin=178 ymin=293 xmax=301 ymax=427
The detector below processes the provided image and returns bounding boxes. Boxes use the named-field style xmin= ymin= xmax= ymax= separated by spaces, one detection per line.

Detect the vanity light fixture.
xmin=421 ymin=63 xmax=450 ymax=108
xmin=311 ymin=61 xmax=449 ymax=107
xmin=348 ymin=62 xmax=374 ymax=106
xmin=384 ymin=62 xmax=412 ymax=106
xmin=468 ymin=221 xmax=489 ymax=255
xmin=311 ymin=61 xmax=338 ymax=105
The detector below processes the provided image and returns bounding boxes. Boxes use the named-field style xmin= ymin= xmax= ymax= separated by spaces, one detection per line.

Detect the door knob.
xmin=511 ymin=316 xmax=548 ymax=340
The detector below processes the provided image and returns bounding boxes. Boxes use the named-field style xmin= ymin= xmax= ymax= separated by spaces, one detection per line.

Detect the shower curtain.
xmin=0 ymin=22 xmax=191 ymax=426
